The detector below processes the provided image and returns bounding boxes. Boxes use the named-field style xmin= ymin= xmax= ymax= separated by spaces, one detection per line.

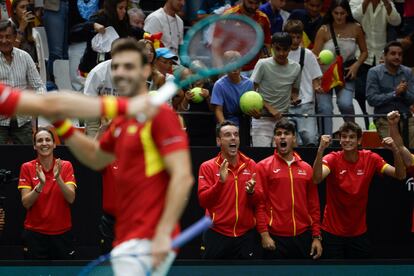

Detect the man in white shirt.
xmin=0 ymin=20 xmax=45 ymax=144
xmin=83 ymin=59 xmax=117 ymax=137
xmin=350 ymin=0 xmax=401 ymax=128
xmin=144 ymin=0 xmax=184 ymax=55
xmin=284 ymin=20 xmax=322 ymax=146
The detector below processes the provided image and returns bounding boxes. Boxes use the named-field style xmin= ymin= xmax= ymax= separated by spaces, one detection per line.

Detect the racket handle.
xmin=172 ymin=216 xmax=212 ymax=249
xmin=150 ymin=81 xmax=179 ymax=106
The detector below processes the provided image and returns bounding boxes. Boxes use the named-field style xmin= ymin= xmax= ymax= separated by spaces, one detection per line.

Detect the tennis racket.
xmin=78 ymin=216 xmax=212 ymax=276
xmin=149 ymin=14 xmax=264 ymax=107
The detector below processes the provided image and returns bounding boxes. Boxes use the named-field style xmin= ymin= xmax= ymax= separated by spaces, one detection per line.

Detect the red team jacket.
xmin=18 ymin=159 xmax=77 ymax=235
xmin=198 ymin=152 xmax=266 ymax=237
xmin=406 ymin=160 xmax=414 ymax=233
xmin=256 ymin=151 xmax=321 ymax=237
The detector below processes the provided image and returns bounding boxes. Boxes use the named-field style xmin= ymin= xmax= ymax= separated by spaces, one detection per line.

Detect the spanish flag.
xmin=321 ymin=55 xmax=345 ymax=93
xmin=302 ymin=32 xmax=313 ymax=49
xmin=143 ymin=32 xmax=164 ymax=49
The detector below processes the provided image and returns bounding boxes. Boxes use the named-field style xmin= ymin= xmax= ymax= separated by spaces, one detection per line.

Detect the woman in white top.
xmin=313 ymin=0 xmax=368 ymax=135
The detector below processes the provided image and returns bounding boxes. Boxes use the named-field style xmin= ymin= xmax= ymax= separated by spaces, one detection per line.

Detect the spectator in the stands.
xmin=400 ymin=31 xmax=414 ymax=67
xmin=224 ymin=0 xmax=272 ymax=75
xmin=366 ymin=41 xmax=414 ymax=148
xmin=211 ymin=50 xmax=254 ymax=126
xmin=350 ymin=0 xmax=401 ymax=129
xmin=197 ymin=0 xmax=237 ymax=19
xmin=83 ymin=59 xmax=115 ymax=137
xmin=78 ymin=0 xmax=143 ymax=75
xmin=10 ymin=0 xmax=37 ymax=63
xmin=43 ymin=0 xmax=69 ymax=83
xmin=312 ymin=0 xmax=368 ymax=135
xmin=144 ymin=0 xmax=185 ymax=55
xmin=178 ymin=66 xmax=216 ymax=146
xmin=288 ymin=0 xmax=324 ymax=49
xmin=0 ymin=20 xmax=45 ymax=145
xmin=402 ymin=0 xmax=414 ymax=36
xmin=128 ymin=7 xmax=145 ymax=30
xmin=259 ymin=0 xmax=290 ymax=35
xmin=137 ymin=39 xmax=165 ymax=91
xmin=250 ymin=32 xmax=301 ymax=147
xmin=154 ymin=47 xmax=177 ymax=78
xmin=285 ymin=20 xmax=322 ymax=146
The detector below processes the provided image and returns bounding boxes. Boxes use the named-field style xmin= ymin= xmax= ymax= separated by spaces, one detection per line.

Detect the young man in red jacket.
xmin=198 ymin=121 xmax=265 ymax=259
xmin=313 ymin=121 xmax=405 ymax=258
xmin=256 ymin=119 xmax=322 ymax=259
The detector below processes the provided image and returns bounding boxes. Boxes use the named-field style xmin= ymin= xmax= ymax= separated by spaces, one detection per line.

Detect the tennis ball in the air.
xmin=191 ymin=87 xmax=204 ymax=103
xmin=239 ymin=91 xmax=263 ymax=114
xmin=319 ymin=49 xmax=334 ymax=65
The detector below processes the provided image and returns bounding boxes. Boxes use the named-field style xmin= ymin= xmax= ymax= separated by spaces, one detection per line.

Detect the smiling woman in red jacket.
xmin=198 ymin=121 xmax=265 ymax=259
xmin=18 ymin=127 xmax=77 ymax=259
xmin=256 ymin=119 xmax=322 ymax=259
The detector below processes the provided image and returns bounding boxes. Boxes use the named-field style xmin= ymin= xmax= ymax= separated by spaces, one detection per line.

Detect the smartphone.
xmin=26 ymin=4 xmax=35 ymax=13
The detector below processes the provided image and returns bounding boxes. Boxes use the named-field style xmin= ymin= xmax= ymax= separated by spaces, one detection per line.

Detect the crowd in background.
xmin=0 ymin=0 xmax=412 ymax=147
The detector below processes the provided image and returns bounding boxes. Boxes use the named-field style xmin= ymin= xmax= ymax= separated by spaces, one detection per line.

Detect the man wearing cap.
xmin=154 ymin=47 xmax=178 ymax=78
xmin=144 ymin=0 xmax=185 ymax=55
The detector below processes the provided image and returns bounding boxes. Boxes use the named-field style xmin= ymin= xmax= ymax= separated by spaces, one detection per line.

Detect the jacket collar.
xmin=273 ymin=150 xmax=302 ymax=164
xmin=215 ymin=151 xmax=250 ymax=170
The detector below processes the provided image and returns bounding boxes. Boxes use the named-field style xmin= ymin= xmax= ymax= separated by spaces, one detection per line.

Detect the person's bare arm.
xmin=312 ymin=26 xmax=328 ymax=57
xmin=214 ymin=105 xmax=225 ymax=124
xmin=152 ymin=149 xmax=194 ymax=268
xmin=64 ymin=131 xmax=115 ymax=171
xmin=382 ymin=137 xmax=406 ymax=180
xmin=15 ymin=91 xmax=155 ymax=120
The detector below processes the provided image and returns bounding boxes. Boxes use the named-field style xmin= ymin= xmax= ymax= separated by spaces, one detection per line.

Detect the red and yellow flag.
xmin=143 ymin=32 xmax=164 ymax=49
xmin=321 ymin=55 xmax=345 ymax=93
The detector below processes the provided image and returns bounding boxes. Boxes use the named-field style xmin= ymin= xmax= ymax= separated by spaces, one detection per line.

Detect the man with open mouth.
xmin=198 ymin=120 xmax=264 ymax=259
xmin=256 ymin=119 xmax=322 ymax=259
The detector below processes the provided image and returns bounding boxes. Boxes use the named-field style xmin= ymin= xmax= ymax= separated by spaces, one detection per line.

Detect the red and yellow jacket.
xmin=256 ymin=151 xmax=321 ymax=237
xmin=198 ymin=152 xmax=266 ymax=237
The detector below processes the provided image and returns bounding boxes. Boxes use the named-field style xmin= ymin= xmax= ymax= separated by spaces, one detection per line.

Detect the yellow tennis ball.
xmin=191 ymin=87 xmax=204 ymax=103
xmin=239 ymin=91 xmax=263 ymax=114
xmin=319 ymin=49 xmax=334 ymax=65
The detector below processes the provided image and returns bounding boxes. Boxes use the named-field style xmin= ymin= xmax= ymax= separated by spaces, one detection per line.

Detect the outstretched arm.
xmin=312 ymin=135 xmax=331 ymax=184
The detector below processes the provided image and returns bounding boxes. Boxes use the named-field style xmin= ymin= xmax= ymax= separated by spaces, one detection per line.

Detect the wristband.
xmin=53 ymin=119 xmax=76 ymax=140
xmin=101 ymin=96 xmax=128 ymax=118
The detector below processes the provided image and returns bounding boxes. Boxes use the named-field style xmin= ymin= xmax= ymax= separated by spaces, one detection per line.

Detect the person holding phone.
xmin=10 ymin=0 xmax=37 ymax=63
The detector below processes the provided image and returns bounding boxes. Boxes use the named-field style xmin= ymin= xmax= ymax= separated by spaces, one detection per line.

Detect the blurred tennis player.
xmin=52 ymin=38 xmax=194 ymax=276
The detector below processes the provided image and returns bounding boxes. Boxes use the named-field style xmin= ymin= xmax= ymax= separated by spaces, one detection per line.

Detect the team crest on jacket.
xmin=242 ymin=169 xmax=251 ymax=175
xmin=297 ymin=169 xmax=307 ymax=176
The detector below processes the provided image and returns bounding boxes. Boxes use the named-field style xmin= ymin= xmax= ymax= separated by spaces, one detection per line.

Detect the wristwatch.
xmin=313 ymin=235 xmax=322 ymax=241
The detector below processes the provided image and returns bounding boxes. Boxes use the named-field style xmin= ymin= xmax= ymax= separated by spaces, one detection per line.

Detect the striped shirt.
xmin=0 ymin=47 xmax=46 ymax=127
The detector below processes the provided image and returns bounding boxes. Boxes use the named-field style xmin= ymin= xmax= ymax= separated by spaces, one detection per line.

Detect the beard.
xmin=113 ymin=76 xmax=142 ymax=97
